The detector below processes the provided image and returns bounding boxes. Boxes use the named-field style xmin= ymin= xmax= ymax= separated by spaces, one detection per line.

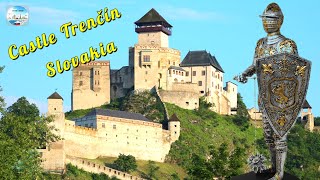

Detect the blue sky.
xmin=1 ymin=0 xmax=319 ymax=116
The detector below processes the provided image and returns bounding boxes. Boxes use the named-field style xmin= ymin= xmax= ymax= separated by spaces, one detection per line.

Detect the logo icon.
xmin=6 ymin=5 xmax=29 ymax=26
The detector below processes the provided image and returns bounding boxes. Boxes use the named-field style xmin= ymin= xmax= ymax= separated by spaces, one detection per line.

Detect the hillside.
xmin=64 ymin=92 xmax=320 ymax=179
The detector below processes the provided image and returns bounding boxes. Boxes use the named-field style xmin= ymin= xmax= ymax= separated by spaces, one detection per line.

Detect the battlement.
xmin=66 ymin=156 xmax=145 ymax=180
xmin=65 ymin=122 xmax=98 ymax=136
xmin=97 ymin=115 xmax=163 ymax=128
xmin=133 ymin=45 xmax=180 ymax=55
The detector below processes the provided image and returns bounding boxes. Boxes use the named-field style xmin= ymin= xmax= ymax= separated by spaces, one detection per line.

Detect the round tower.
xmin=168 ymin=113 xmax=180 ymax=142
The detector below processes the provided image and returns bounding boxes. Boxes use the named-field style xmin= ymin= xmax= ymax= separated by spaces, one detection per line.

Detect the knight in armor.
xmin=238 ymin=3 xmax=299 ymax=179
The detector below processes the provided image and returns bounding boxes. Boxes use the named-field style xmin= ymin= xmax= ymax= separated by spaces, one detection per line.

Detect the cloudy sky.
xmin=1 ymin=0 xmax=319 ymax=116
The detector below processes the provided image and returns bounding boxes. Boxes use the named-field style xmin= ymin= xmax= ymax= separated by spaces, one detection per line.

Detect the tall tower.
xmin=71 ymin=61 xmax=110 ymax=111
xmin=129 ymin=8 xmax=181 ymax=91
xmin=39 ymin=92 xmax=65 ymax=173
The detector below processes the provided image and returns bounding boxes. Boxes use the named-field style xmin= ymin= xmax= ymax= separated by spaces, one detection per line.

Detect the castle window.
xmin=79 ymin=81 xmax=83 ymax=86
xmin=98 ymin=80 xmax=100 ymax=85
xmin=136 ymin=130 xmax=138 ymax=132
xmin=202 ymin=71 xmax=205 ymax=76
xmin=145 ymin=79 xmax=147 ymax=82
xmin=95 ymin=71 xmax=97 ymax=75
xmin=113 ymin=125 xmax=116 ymax=129
xmin=146 ymin=131 xmax=148 ymax=133
xmin=95 ymin=80 xmax=96 ymax=85
xmin=193 ymin=71 xmax=196 ymax=76
xmin=200 ymin=91 xmax=204 ymax=94
xmin=116 ymin=135 xmax=117 ymax=137
xmin=85 ymin=124 xmax=88 ymax=127
xmin=186 ymin=102 xmax=189 ymax=105
xmin=79 ymin=72 xmax=82 ymax=76
xmin=127 ymin=136 xmax=129 ymax=139
xmin=119 ymin=77 xmax=122 ymax=82
xmin=127 ymin=128 xmax=129 ymax=131
xmin=218 ymin=74 xmax=220 ymax=79
xmin=173 ymin=62 xmax=175 ymax=65
xmin=54 ymin=108 xmax=56 ymax=110
xmin=90 ymin=123 xmax=93 ymax=127
xmin=98 ymin=71 xmax=100 ymax=75
xmin=143 ymin=55 xmax=150 ymax=62
xmin=233 ymin=88 xmax=235 ymax=92
xmin=136 ymin=137 xmax=138 ymax=139
xmin=145 ymin=71 xmax=148 ymax=75
xmin=212 ymin=82 xmax=214 ymax=87
xmin=151 ymin=41 xmax=154 ymax=45
xmin=158 ymin=61 xmax=160 ymax=68
xmin=212 ymin=72 xmax=214 ymax=76
xmin=127 ymin=142 xmax=129 ymax=144
xmin=175 ymin=131 xmax=177 ymax=134
xmin=174 ymin=125 xmax=177 ymax=127
xmin=198 ymin=81 xmax=202 ymax=86
xmin=186 ymin=72 xmax=189 ymax=76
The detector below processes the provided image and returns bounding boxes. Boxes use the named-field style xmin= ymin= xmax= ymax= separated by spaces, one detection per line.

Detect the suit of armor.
xmin=240 ymin=3 xmax=298 ymax=179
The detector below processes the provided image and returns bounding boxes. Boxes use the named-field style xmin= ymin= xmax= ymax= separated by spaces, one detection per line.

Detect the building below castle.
xmin=40 ymin=92 xmax=180 ymax=173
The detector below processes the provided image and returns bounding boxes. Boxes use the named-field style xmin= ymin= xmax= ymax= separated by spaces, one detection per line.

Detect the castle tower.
xmin=168 ymin=114 xmax=180 ymax=142
xmin=129 ymin=8 xmax=181 ymax=91
xmin=225 ymin=81 xmax=238 ymax=115
xmin=71 ymin=61 xmax=110 ymax=111
xmin=301 ymin=100 xmax=314 ymax=132
xmin=39 ymin=92 xmax=66 ymax=173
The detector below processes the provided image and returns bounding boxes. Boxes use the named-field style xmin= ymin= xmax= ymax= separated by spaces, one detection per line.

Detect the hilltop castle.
xmin=72 ymin=8 xmax=238 ymax=115
xmin=40 ymin=8 xmax=239 ymax=174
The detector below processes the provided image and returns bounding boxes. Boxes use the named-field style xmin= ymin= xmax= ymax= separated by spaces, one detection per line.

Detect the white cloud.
xmin=158 ymin=6 xmax=226 ymax=21
xmin=0 ymin=2 xmax=81 ymax=26
xmin=4 ymin=96 xmax=71 ymax=115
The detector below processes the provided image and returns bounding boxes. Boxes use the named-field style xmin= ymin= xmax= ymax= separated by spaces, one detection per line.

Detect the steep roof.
xmin=47 ymin=92 xmax=63 ymax=100
xmin=180 ymin=50 xmax=224 ymax=72
xmin=169 ymin=113 xmax=180 ymax=122
xmin=85 ymin=108 xmax=150 ymax=122
xmin=135 ymin=8 xmax=172 ymax=28
xmin=168 ymin=66 xmax=185 ymax=71
xmin=302 ymin=100 xmax=312 ymax=109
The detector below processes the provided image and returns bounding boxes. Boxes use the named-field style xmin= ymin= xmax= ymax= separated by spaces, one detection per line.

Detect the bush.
xmin=113 ymin=154 xmax=137 ymax=173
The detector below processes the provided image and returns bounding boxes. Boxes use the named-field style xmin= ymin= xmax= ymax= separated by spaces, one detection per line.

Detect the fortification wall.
xmin=159 ymin=90 xmax=199 ymax=110
xmin=66 ymin=156 xmax=145 ymax=180
xmin=63 ymin=116 xmax=172 ymax=162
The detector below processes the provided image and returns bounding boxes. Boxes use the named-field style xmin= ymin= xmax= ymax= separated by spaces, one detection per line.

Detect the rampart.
xmin=66 ymin=156 xmax=145 ymax=180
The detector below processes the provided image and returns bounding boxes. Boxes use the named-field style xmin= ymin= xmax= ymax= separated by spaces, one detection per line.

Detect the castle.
xmin=39 ymin=8 xmax=238 ymax=174
xmin=72 ymin=8 xmax=238 ymax=115
xmin=40 ymin=92 xmax=180 ymax=173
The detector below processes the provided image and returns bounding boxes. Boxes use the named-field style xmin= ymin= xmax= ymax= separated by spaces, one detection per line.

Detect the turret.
xmin=134 ymin=8 xmax=172 ymax=47
xmin=47 ymin=92 xmax=65 ymax=134
xmin=168 ymin=113 xmax=180 ymax=142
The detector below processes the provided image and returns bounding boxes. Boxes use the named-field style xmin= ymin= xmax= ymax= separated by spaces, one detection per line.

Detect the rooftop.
xmin=169 ymin=113 xmax=180 ymax=122
xmin=84 ymin=108 xmax=150 ymax=122
xmin=302 ymin=100 xmax=312 ymax=109
xmin=180 ymin=50 xmax=224 ymax=72
xmin=47 ymin=92 xmax=63 ymax=100
xmin=135 ymin=8 xmax=172 ymax=28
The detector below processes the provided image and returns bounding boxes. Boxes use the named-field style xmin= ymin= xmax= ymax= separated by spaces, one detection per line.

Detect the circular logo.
xmin=6 ymin=6 xmax=29 ymax=26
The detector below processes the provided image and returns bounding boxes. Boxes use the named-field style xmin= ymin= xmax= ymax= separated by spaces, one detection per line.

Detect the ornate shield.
xmin=256 ymin=53 xmax=311 ymax=138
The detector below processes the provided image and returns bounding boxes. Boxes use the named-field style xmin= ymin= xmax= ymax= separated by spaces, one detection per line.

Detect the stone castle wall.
xmin=62 ymin=115 xmax=174 ymax=162
xmin=72 ymin=61 xmax=111 ymax=111
xmin=66 ymin=156 xmax=145 ymax=180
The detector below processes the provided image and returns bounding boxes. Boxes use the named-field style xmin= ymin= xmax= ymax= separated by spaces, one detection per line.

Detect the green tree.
xmin=187 ymin=154 xmax=213 ymax=180
xmin=0 ymin=97 xmax=60 ymax=179
xmin=113 ymin=154 xmax=137 ymax=173
xmin=170 ymin=172 xmax=180 ymax=180
xmin=146 ymin=160 xmax=160 ymax=180
xmin=0 ymin=66 xmax=5 ymax=113
xmin=236 ymin=93 xmax=250 ymax=118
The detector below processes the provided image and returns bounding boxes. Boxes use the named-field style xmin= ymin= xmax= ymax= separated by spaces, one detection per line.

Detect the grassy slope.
xmin=165 ymin=103 xmax=264 ymax=172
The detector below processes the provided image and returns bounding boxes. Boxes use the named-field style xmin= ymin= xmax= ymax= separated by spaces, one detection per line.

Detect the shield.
xmin=256 ymin=52 xmax=311 ymax=138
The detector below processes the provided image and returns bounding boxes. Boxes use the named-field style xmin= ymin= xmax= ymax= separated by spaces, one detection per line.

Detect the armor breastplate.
xmin=254 ymin=34 xmax=299 ymax=59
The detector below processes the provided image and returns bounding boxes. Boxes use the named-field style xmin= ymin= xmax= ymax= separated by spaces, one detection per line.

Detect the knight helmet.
xmin=260 ymin=3 xmax=284 ymax=34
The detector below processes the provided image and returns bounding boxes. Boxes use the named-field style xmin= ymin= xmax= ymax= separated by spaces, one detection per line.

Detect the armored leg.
xmin=262 ymin=114 xmax=276 ymax=173
xmin=273 ymin=134 xmax=287 ymax=179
